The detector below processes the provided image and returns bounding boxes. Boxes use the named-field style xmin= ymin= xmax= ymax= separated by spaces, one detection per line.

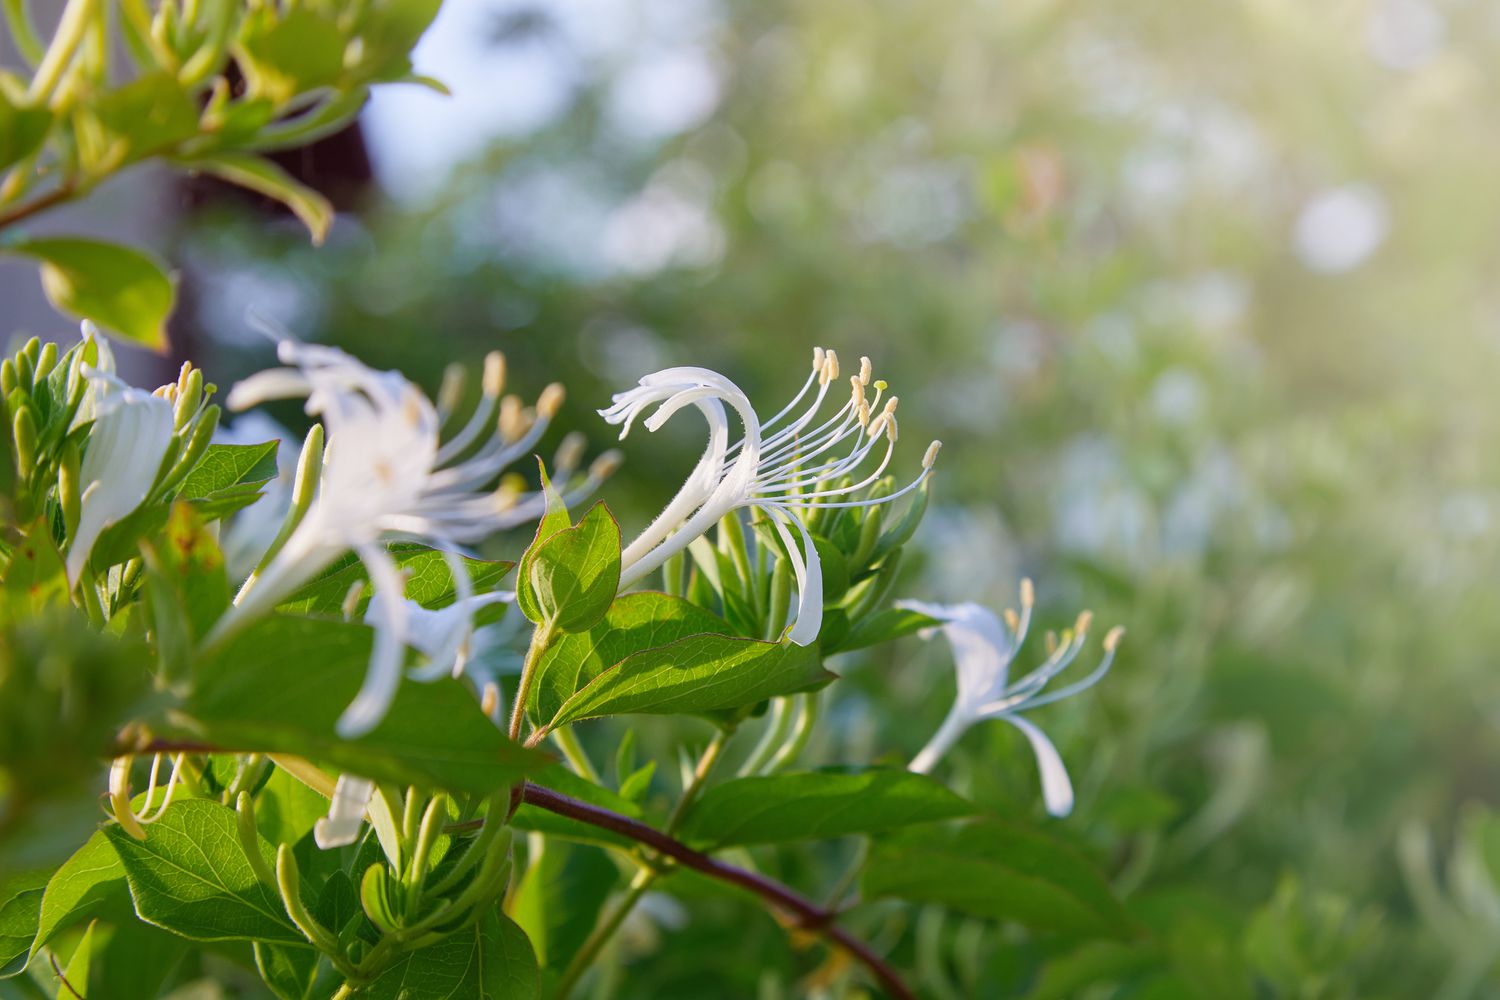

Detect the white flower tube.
xmin=897 ymin=583 xmax=1123 ymax=817
xmin=602 ymin=348 xmax=938 ymax=645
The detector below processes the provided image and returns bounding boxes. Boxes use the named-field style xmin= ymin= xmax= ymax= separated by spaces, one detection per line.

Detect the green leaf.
xmin=139 ymin=503 xmax=231 ymax=682
xmin=186 ymin=616 xmax=550 ymax=796
xmin=187 ymin=153 xmax=334 ymax=245
xmin=0 ymin=868 xmax=50 ymax=977
xmin=528 ymin=591 xmax=732 ymax=726
xmin=0 ymin=94 xmax=51 ymax=172
xmin=509 ymin=840 xmax=617 ymax=970
xmin=7 ymin=238 xmax=175 ymax=351
xmin=827 ymin=607 xmax=940 ymax=655
xmin=253 ymin=766 xmax=331 ymax=849
xmin=278 ymin=543 xmax=512 ymax=616
xmin=105 ymin=800 xmax=306 ymax=945
xmin=238 ymin=8 xmax=347 ymax=103
xmin=547 ymin=631 xmax=833 ymax=730
xmin=56 ymin=917 xmax=189 ymax=999
xmin=28 ymin=832 xmax=132 ymax=965
xmin=178 ymin=441 xmax=280 ymax=500
xmin=516 ymin=501 xmax=621 ymax=633
xmin=86 ymin=71 xmax=199 ymax=167
xmin=255 ymin=941 xmax=321 ymax=1000
xmin=862 ymin=821 xmax=1137 ymax=940
xmin=0 ymin=519 xmax=68 ymax=621
xmin=362 ymin=911 xmax=539 ymax=999
xmin=678 ymin=769 xmax=975 ymax=848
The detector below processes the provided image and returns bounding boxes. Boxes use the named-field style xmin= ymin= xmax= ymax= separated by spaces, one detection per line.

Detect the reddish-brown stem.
xmin=518 ymin=782 xmax=914 ymax=1000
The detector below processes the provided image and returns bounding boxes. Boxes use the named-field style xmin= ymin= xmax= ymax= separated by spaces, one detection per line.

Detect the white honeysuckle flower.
xmin=66 ymin=369 xmax=176 ymax=586
xmin=897 ymin=582 xmax=1123 ymax=817
xmin=313 ymin=774 xmax=377 ymax=849
xmin=211 ymin=339 xmax=609 ymax=737
xmin=602 ymin=348 xmax=939 ymax=645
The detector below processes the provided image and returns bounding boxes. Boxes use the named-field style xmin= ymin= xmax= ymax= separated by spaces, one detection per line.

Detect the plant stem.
xmin=0 ymin=182 xmax=79 ymax=234
xmin=509 ymin=618 xmax=557 ymax=741
xmin=520 ymin=781 xmax=914 ymax=1000
xmin=554 ymin=726 xmax=735 ymax=1000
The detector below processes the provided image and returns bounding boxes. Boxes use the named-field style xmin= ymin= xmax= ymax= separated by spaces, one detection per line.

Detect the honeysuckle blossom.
xmin=314 ymin=774 xmax=377 ymax=849
xmin=602 ymin=348 xmax=939 ymax=644
xmin=66 ymin=369 xmax=175 ymax=586
xmin=210 ymin=340 xmax=611 ymax=737
xmin=216 ymin=412 xmax=300 ymax=580
xmin=897 ymin=582 xmax=1123 ymax=817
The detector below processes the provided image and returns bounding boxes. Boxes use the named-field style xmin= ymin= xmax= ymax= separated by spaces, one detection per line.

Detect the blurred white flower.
xmin=897 ymin=583 xmax=1122 ymax=817
xmin=313 ymin=775 xmax=376 ymax=849
xmin=1293 ymin=184 xmax=1390 ymax=274
xmin=602 ymin=349 xmax=938 ymax=644
xmin=211 ymin=340 xmax=607 ymax=737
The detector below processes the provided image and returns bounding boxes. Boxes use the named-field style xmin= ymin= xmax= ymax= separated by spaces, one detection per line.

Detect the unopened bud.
xmin=34 ymin=341 xmax=57 ymax=381
xmin=174 ymin=368 xmax=204 ymax=430
xmin=59 ymin=440 xmax=81 ymax=536
xmin=12 ymin=406 xmax=37 ymax=476
xmin=0 ymin=359 xmax=16 ymax=397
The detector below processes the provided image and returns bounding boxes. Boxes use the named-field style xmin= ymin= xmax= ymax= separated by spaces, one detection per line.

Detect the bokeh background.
xmin=10 ymin=0 xmax=1500 ymax=995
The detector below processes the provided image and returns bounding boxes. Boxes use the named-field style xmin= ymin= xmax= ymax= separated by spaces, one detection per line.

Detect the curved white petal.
xmin=337 ymin=544 xmax=409 ymax=738
xmin=765 ymin=504 xmax=823 ymax=646
xmin=893 ymin=600 xmax=1017 ymax=710
xmin=1004 ymin=714 xmax=1075 ymax=818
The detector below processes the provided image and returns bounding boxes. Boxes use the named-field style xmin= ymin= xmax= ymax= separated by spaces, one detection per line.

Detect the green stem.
xmin=737 ymin=697 xmax=792 ymax=776
xmin=552 ymin=867 xmax=654 ymax=1000
xmin=510 ymin=618 xmax=558 ymax=741
xmin=27 ymin=0 xmax=99 ymax=103
xmin=553 ymin=727 xmax=735 ymax=1000
xmin=764 ymin=691 xmax=819 ymax=773
xmin=552 ymin=726 xmax=602 ymax=784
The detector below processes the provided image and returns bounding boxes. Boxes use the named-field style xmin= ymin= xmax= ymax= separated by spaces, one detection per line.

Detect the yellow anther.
xmin=922 ymin=440 xmax=942 ymax=468
xmin=1104 ymin=626 xmax=1126 ymax=652
xmin=482 ymin=351 xmax=506 ymax=398
xmin=537 ymin=382 xmax=566 ymax=419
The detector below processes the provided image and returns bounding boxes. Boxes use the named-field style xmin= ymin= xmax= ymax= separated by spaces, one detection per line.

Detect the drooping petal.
xmin=1004 ymin=713 xmax=1075 ymax=818
xmin=764 ymin=504 xmax=824 ymax=645
xmin=337 ymin=543 xmax=410 ymax=738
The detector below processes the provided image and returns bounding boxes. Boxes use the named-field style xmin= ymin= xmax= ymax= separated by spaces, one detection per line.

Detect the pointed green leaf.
xmin=363 ymin=911 xmax=539 ymax=999
xmin=0 ymin=868 xmax=50 ymax=976
xmin=527 ymin=591 xmax=732 ymax=725
xmin=28 ymin=832 xmax=132 ymax=965
xmin=862 ymin=821 xmax=1138 ymax=940
xmin=177 ymin=441 xmax=280 ymax=500
xmin=516 ymin=501 xmax=621 ymax=632
xmin=187 ymin=153 xmax=334 ymax=245
xmin=678 ymin=769 xmax=975 ymax=848
xmin=186 ymin=616 xmax=550 ymax=795
xmin=105 ymin=799 xmax=306 ymax=945
xmin=547 ymin=632 xmax=833 ymax=730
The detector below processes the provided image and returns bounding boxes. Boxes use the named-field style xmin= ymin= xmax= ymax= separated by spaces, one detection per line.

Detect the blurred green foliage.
xmin=177 ymin=0 xmax=1500 ymax=995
